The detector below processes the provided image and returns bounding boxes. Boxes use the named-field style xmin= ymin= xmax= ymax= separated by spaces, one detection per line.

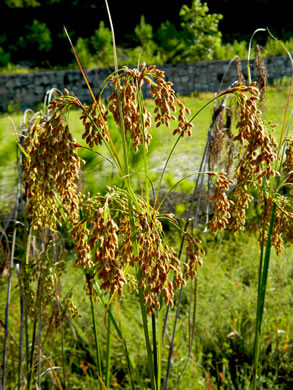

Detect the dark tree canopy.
xmin=0 ymin=0 xmax=292 ymax=67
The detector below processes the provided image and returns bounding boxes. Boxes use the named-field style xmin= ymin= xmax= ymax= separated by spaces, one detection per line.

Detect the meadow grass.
xmin=0 ymin=87 xmax=289 ymax=197
xmin=2 ymin=227 xmax=291 ymax=388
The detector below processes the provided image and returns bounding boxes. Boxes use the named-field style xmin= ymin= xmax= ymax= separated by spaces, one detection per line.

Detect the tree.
xmin=157 ymin=20 xmax=184 ymax=63
xmin=17 ymin=20 xmax=52 ymax=53
xmin=157 ymin=0 xmax=222 ymax=63
xmin=130 ymin=15 xmax=161 ymax=65
xmin=157 ymin=0 xmax=223 ymax=63
xmin=5 ymin=0 xmax=40 ymax=6
xmin=179 ymin=0 xmax=223 ymax=62
xmin=90 ymin=21 xmax=114 ymax=68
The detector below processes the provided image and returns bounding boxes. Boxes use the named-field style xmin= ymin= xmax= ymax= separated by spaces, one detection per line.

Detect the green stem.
xmin=27 ymin=316 xmax=38 ymax=390
xmin=157 ymin=298 xmax=163 ymax=390
xmin=89 ymin=280 xmax=102 ymax=389
xmin=105 ymin=300 xmax=111 ymax=389
xmin=137 ymin=269 xmax=157 ymax=390
xmin=247 ymin=28 xmax=266 ymax=85
xmin=152 ymin=313 xmax=158 ymax=389
xmin=93 ymin=282 xmax=137 ymax=390
xmin=250 ymin=202 xmax=276 ymax=389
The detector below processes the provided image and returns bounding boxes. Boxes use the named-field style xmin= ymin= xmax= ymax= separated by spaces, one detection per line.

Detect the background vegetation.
xmin=0 ymin=0 xmax=293 ymax=72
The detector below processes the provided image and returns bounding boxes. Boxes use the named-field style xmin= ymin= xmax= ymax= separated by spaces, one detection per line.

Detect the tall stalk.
xmin=250 ymin=203 xmax=277 ymax=389
xmin=136 ymin=268 xmax=157 ymax=390
xmin=88 ymin=278 xmax=103 ymax=390
xmin=93 ymin=281 xmax=137 ymax=389
xmin=105 ymin=300 xmax=111 ymax=389
xmin=2 ymin=125 xmax=24 ymax=389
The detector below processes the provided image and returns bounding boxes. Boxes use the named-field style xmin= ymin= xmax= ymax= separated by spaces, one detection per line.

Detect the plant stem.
xmin=157 ymin=298 xmax=163 ymax=390
xmin=105 ymin=301 xmax=111 ymax=389
xmin=18 ymin=288 xmax=24 ymax=390
xmin=27 ymin=315 xmax=38 ymax=390
xmin=152 ymin=313 xmax=158 ymax=389
xmin=37 ymin=308 xmax=42 ymax=388
xmin=247 ymin=28 xmax=266 ymax=85
xmin=88 ymin=279 xmax=102 ymax=390
xmin=93 ymin=282 xmax=137 ymax=389
xmin=250 ymin=202 xmax=276 ymax=389
xmin=2 ymin=127 xmax=24 ymax=389
xmin=137 ymin=270 xmax=157 ymax=390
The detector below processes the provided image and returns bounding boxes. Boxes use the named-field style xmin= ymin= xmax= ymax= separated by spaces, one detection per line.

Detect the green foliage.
xmin=1 ymin=1 xmax=293 ymax=71
xmin=215 ymin=40 xmax=248 ymax=60
xmin=263 ymin=36 xmax=293 ymax=57
xmin=0 ymin=35 xmax=11 ymax=67
xmin=157 ymin=21 xmax=184 ymax=64
xmin=74 ymin=37 xmax=94 ymax=68
xmin=5 ymin=0 xmax=40 ymax=6
xmin=0 ymin=46 xmax=10 ymax=67
xmin=90 ymin=21 xmax=114 ymax=68
xmin=178 ymin=0 xmax=223 ymax=62
xmin=134 ymin=15 xmax=153 ymax=46
xmin=156 ymin=1 xmax=223 ymax=63
xmin=17 ymin=19 xmax=52 ymax=52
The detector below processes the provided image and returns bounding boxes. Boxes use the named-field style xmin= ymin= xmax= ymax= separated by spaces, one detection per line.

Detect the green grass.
xmin=3 ymin=227 xmax=291 ymax=388
xmin=0 ymin=86 xmax=290 ymax=206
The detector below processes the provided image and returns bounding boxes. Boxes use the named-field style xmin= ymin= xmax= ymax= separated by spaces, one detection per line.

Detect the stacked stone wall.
xmin=0 ymin=56 xmax=291 ymax=111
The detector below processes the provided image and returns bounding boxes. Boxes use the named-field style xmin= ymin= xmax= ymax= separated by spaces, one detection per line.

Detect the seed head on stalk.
xmin=71 ymin=188 xmax=203 ymax=313
xmin=80 ymin=64 xmax=194 ymax=154
xmin=23 ymin=94 xmax=85 ymax=231
xmin=206 ymin=83 xmax=293 ymax=254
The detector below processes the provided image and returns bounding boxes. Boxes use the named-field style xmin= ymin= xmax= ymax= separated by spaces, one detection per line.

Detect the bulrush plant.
xmin=206 ymin=50 xmax=293 ymax=387
xmin=19 ymin=35 xmax=204 ymax=388
xmin=2 ymin=10 xmax=292 ymax=388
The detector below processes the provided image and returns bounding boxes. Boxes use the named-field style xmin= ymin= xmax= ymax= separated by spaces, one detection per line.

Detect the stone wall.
xmin=0 ymin=56 xmax=291 ymax=112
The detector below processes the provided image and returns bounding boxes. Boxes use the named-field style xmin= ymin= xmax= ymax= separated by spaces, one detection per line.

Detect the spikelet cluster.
xmin=207 ymin=83 xmax=293 ymax=255
xmin=255 ymin=45 xmax=268 ymax=103
xmin=71 ymin=188 xmax=202 ymax=313
xmin=228 ymin=84 xmax=279 ymax=231
xmin=184 ymin=233 xmax=204 ymax=279
xmin=207 ymin=172 xmax=235 ymax=232
xmin=80 ymin=64 xmax=193 ymax=153
xmin=209 ymin=83 xmax=278 ymax=232
xmin=134 ymin=206 xmax=185 ymax=312
xmin=23 ymin=95 xmax=84 ymax=231
xmin=209 ymin=107 xmax=225 ymax=171
xmin=80 ymin=96 xmax=109 ymax=148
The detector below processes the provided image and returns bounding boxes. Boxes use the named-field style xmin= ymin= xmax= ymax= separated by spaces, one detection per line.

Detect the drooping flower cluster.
xmin=23 ymin=95 xmax=84 ymax=231
xmin=80 ymin=64 xmax=193 ymax=153
xmin=228 ymin=83 xmax=279 ymax=232
xmin=206 ymin=171 xmax=235 ymax=233
xmin=184 ymin=233 xmax=204 ymax=279
xmin=108 ymin=69 xmax=152 ymax=152
xmin=207 ymin=82 xmax=293 ymax=254
xmin=261 ymin=194 xmax=293 ymax=255
xmin=80 ymin=96 xmax=110 ymax=148
xmin=71 ymin=188 xmax=202 ymax=313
